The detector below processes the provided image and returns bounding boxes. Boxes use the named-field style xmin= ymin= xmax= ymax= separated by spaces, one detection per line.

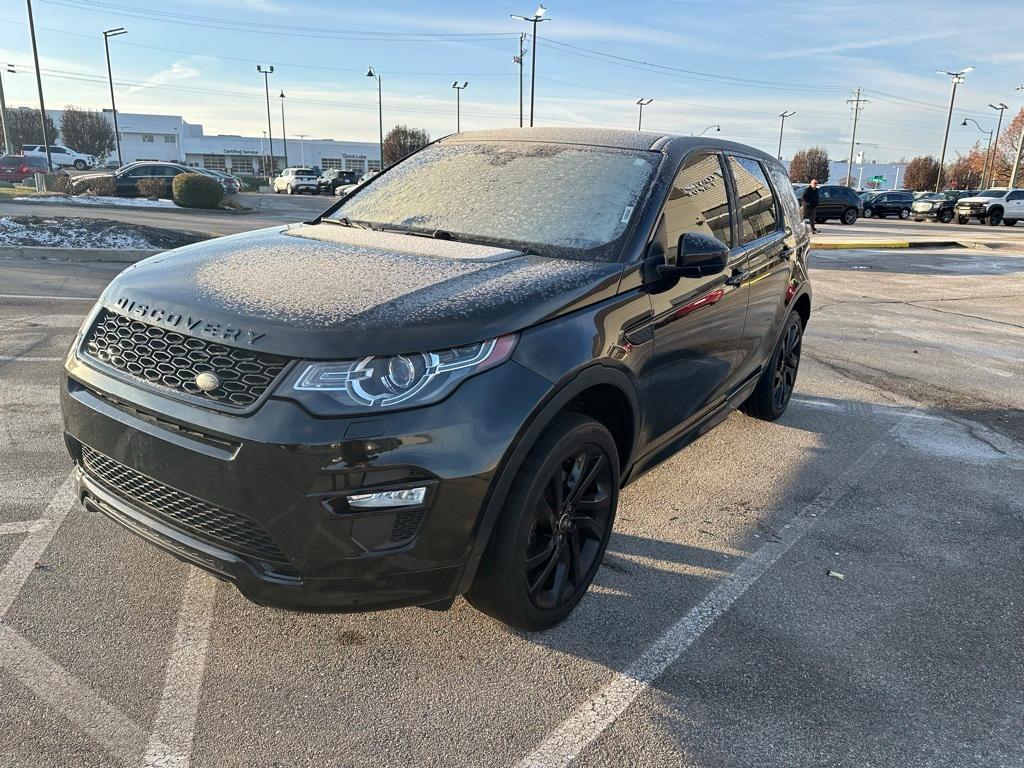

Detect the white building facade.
xmin=49 ymin=109 xmax=381 ymax=175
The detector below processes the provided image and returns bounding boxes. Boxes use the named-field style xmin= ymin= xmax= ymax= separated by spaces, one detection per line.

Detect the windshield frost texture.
xmin=333 ymin=142 xmax=658 ymax=261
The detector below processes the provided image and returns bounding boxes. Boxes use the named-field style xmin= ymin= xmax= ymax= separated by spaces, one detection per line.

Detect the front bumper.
xmin=911 ymin=208 xmax=943 ymax=219
xmin=62 ymin=352 xmax=552 ymax=611
xmin=955 ymin=206 xmax=987 ymax=218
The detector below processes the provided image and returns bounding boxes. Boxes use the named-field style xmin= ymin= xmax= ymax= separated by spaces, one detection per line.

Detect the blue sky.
xmin=2 ymin=0 xmax=1023 ymax=162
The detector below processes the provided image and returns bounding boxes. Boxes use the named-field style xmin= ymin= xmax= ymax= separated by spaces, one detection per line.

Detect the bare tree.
xmin=903 ymin=156 xmax=941 ymax=191
xmin=788 ymin=146 xmax=830 ymax=183
xmin=988 ymin=107 xmax=1023 ymax=186
xmin=60 ymin=106 xmax=115 ymax=159
xmin=382 ymin=125 xmax=430 ymax=167
xmin=0 ymin=107 xmax=59 ymax=151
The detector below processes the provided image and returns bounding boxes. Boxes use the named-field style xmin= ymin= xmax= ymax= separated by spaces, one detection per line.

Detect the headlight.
xmin=283 ymin=334 xmax=517 ymax=415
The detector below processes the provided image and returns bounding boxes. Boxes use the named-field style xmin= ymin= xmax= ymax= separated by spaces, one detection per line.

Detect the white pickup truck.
xmin=954 ymin=188 xmax=1024 ymax=226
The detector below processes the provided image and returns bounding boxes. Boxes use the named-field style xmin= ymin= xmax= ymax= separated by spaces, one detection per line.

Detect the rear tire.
xmin=466 ymin=413 xmax=619 ymax=631
xmin=899 ymin=208 xmax=910 ymax=220
xmin=740 ymin=311 xmax=803 ymax=422
xmin=841 ymin=208 xmax=858 ymax=225
xmin=1003 ymin=219 xmax=1018 ymax=227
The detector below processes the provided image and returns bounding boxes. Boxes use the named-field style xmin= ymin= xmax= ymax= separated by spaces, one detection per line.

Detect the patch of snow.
xmin=13 ymin=195 xmax=177 ymax=208
xmin=1 ymin=216 xmax=159 ymax=249
xmin=287 ymin=224 xmax=522 ymax=262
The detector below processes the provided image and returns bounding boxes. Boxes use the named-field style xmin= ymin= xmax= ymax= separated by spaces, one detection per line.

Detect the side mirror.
xmin=658 ymin=232 xmax=729 ymax=279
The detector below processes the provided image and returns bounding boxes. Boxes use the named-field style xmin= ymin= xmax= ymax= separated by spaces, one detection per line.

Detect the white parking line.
xmin=0 ymin=355 xmax=64 ymax=362
xmin=0 ymin=625 xmax=155 ymax=766
xmin=515 ymin=415 xmax=908 ymax=768
xmin=144 ymin=567 xmax=218 ymax=768
xmin=0 ymin=471 xmax=75 ymax=618
xmin=0 ymin=519 xmax=49 ymax=536
xmin=0 ymin=293 xmax=97 ymax=301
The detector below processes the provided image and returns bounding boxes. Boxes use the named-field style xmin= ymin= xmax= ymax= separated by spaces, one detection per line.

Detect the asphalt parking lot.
xmin=1 ymin=247 xmax=1022 ymax=767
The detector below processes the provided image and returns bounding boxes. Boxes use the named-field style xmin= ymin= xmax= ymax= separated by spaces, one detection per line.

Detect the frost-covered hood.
xmin=100 ymin=224 xmax=623 ymax=359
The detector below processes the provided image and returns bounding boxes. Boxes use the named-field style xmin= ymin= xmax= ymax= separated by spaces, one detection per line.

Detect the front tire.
xmin=939 ymin=210 xmax=954 ymax=224
xmin=287 ymin=185 xmax=294 ymax=195
xmin=467 ymin=413 xmax=619 ymax=631
xmin=957 ymin=215 xmax=969 ymax=224
xmin=988 ymin=209 xmax=1003 ymax=226
xmin=863 ymin=207 xmax=873 ymax=218
xmin=740 ymin=311 xmax=803 ymax=421
xmin=73 ymin=159 xmax=87 ymax=170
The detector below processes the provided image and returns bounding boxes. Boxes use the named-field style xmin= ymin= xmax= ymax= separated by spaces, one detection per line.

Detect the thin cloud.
xmin=765 ymin=31 xmax=955 ymax=59
xmin=126 ymin=60 xmax=202 ymax=94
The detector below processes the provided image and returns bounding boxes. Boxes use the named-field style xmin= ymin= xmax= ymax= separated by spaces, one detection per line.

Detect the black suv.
xmin=811 ymin=185 xmax=861 ymax=224
xmin=911 ymin=190 xmax=977 ymax=224
xmin=61 ymin=128 xmax=810 ymax=630
xmin=318 ymin=168 xmax=361 ymax=195
xmin=862 ymin=190 xmax=915 ymax=219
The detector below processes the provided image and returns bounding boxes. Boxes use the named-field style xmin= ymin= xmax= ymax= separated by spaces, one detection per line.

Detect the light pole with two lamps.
xmin=636 ymin=98 xmax=652 ymax=131
xmin=935 ymin=67 xmax=973 ymax=192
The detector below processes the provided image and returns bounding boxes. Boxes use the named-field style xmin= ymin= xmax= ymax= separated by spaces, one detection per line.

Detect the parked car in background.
xmin=861 ymin=191 xmax=914 ymax=219
xmin=61 ymin=128 xmax=811 ymax=630
xmin=0 ymin=154 xmax=55 ymax=182
xmin=273 ymin=167 xmax=319 ymax=194
xmin=359 ymin=170 xmax=379 ymax=184
xmin=318 ymin=169 xmax=361 ymax=195
xmin=954 ymin=188 xmax=1024 ymax=226
xmin=75 ymin=162 xmax=194 ymax=197
xmin=21 ymin=144 xmax=97 ymax=170
xmin=811 ymin=185 xmax=862 ymax=225
xmin=911 ymin=190 xmax=977 ymax=224
xmin=194 ymin=167 xmax=240 ymax=195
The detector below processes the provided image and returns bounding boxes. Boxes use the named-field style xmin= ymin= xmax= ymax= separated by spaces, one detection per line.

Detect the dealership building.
xmin=49 ymin=109 xmax=381 ymax=175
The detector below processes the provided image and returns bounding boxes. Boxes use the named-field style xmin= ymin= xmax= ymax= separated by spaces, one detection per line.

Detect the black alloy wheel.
xmin=863 ymin=207 xmax=873 ymax=218
xmin=988 ymin=210 xmax=1003 ymax=226
xmin=524 ymin=447 xmax=614 ymax=611
xmin=842 ymin=208 xmax=858 ymax=225
xmin=741 ymin=311 xmax=803 ymax=421
xmin=467 ymin=413 xmax=619 ymax=630
xmin=940 ymin=209 xmax=954 ymax=224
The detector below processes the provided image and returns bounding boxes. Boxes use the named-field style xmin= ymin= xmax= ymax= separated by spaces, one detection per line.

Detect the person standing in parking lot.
xmin=801 ymin=179 xmax=820 ymax=234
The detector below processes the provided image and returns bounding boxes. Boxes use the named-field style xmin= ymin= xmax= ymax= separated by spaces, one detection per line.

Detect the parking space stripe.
xmin=0 ymin=355 xmax=64 ymax=362
xmin=0 ymin=471 xmax=75 ymax=619
xmin=0 ymin=519 xmax=48 ymax=536
xmin=144 ymin=568 xmax=218 ymax=768
xmin=0 ymin=625 xmax=154 ymax=766
xmin=515 ymin=416 xmax=908 ymax=768
xmin=0 ymin=293 xmax=98 ymax=301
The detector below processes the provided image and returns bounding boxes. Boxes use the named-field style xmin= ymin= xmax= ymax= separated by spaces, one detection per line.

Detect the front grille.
xmin=81 ymin=445 xmax=289 ymax=564
xmin=82 ymin=309 xmax=288 ymax=410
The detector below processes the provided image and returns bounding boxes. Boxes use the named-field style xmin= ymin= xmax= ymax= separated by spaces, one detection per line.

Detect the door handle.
xmin=725 ymin=269 xmax=750 ymax=286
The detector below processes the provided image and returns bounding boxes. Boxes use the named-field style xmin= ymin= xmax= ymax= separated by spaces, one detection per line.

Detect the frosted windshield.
xmin=331 ymin=142 xmax=658 ymax=261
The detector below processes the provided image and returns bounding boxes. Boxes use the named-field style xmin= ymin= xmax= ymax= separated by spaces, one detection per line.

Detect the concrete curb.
xmin=0 ymin=246 xmax=162 ymax=263
xmin=3 ymin=197 xmax=254 ymax=215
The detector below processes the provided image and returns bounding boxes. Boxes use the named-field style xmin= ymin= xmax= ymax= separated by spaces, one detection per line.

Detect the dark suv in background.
xmin=62 ymin=128 xmax=811 ymax=630
xmin=862 ymin=190 xmax=914 ymax=219
xmin=318 ymin=168 xmax=361 ymax=195
xmin=812 ymin=185 xmax=862 ymax=224
xmin=911 ymin=190 xmax=977 ymax=223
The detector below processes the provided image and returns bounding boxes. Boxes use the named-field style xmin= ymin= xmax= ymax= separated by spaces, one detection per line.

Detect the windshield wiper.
xmin=323 ymin=217 xmax=370 ymax=229
xmin=374 ymin=225 xmax=460 ymax=241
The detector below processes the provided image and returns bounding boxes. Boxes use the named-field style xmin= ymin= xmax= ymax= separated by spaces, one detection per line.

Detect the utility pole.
xmin=279 ymin=90 xmax=288 ymax=166
xmin=367 ymin=67 xmax=383 ymax=170
xmin=0 ymin=65 xmax=13 ymax=156
xmin=26 ymin=0 xmax=53 ymax=172
xmin=296 ymin=133 xmax=308 ymax=166
xmin=256 ymin=65 xmax=274 ymax=182
xmin=845 ymin=88 xmax=866 ymax=188
xmin=636 ymin=98 xmax=652 ymax=131
xmin=103 ymin=28 xmax=127 ymax=167
xmin=777 ymin=110 xmax=795 ymax=160
xmin=935 ymin=67 xmax=973 ymax=192
xmin=1011 ymin=86 xmax=1024 ymax=188
xmin=989 ymin=102 xmax=1008 ymax=185
xmin=452 ymin=81 xmax=469 ymax=132
xmin=514 ymin=33 xmax=527 ymax=128
xmin=511 ymin=5 xmax=549 ymax=127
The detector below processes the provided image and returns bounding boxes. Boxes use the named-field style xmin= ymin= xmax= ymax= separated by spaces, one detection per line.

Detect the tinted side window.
xmin=662 ymin=152 xmax=732 ymax=256
xmin=1007 ymin=191 xmax=1024 ymax=201
xmin=728 ymin=156 xmax=778 ymax=244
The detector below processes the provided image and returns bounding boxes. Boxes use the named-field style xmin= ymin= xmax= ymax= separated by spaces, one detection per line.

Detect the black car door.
xmin=816 ymin=187 xmax=836 ymax=219
xmin=725 ymin=155 xmax=793 ymax=384
xmin=646 ymin=151 xmax=749 ymax=445
xmin=116 ymin=166 xmax=150 ymax=195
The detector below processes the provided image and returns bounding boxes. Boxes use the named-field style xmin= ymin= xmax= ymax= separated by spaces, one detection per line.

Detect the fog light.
xmin=346 ymin=487 xmax=427 ymax=509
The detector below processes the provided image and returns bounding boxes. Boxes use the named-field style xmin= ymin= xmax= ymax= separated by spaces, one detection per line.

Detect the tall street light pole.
xmin=452 ymin=81 xmax=469 ymax=133
xmin=846 ymin=88 xmax=866 ymax=187
xmin=988 ymin=102 xmax=1008 ymax=185
xmin=256 ymin=65 xmax=274 ymax=181
xmin=366 ymin=67 xmax=383 ymax=170
xmin=511 ymin=5 xmax=549 ymax=128
xmin=26 ymin=0 xmax=53 ymax=172
xmin=935 ymin=67 xmax=973 ymax=192
xmin=960 ymin=117 xmax=993 ymax=188
xmin=777 ymin=110 xmax=795 ymax=160
xmin=296 ymin=133 xmax=308 ymax=166
xmin=636 ymin=98 xmax=652 ymax=131
xmin=279 ymin=90 xmax=288 ymax=166
xmin=514 ymin=33 xmax=527 ymax=127
xmin=102 ymin=27 xmax=126 ymax=167
xmin=0 ymin=65 xmax=14 ymax=156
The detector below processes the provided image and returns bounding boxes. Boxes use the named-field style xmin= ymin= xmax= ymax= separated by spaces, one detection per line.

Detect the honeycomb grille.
xmin=81 ymin=445 xmax=289 ymax=564
xmin=83 ymin=309 xmax=288 ymax=409
xmin=390 ymin=508 xmax=426 ymax=544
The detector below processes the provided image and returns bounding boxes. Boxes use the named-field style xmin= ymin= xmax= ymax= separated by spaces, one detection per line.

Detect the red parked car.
xmin=0 ymin=154 xmax=52 ymax=182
